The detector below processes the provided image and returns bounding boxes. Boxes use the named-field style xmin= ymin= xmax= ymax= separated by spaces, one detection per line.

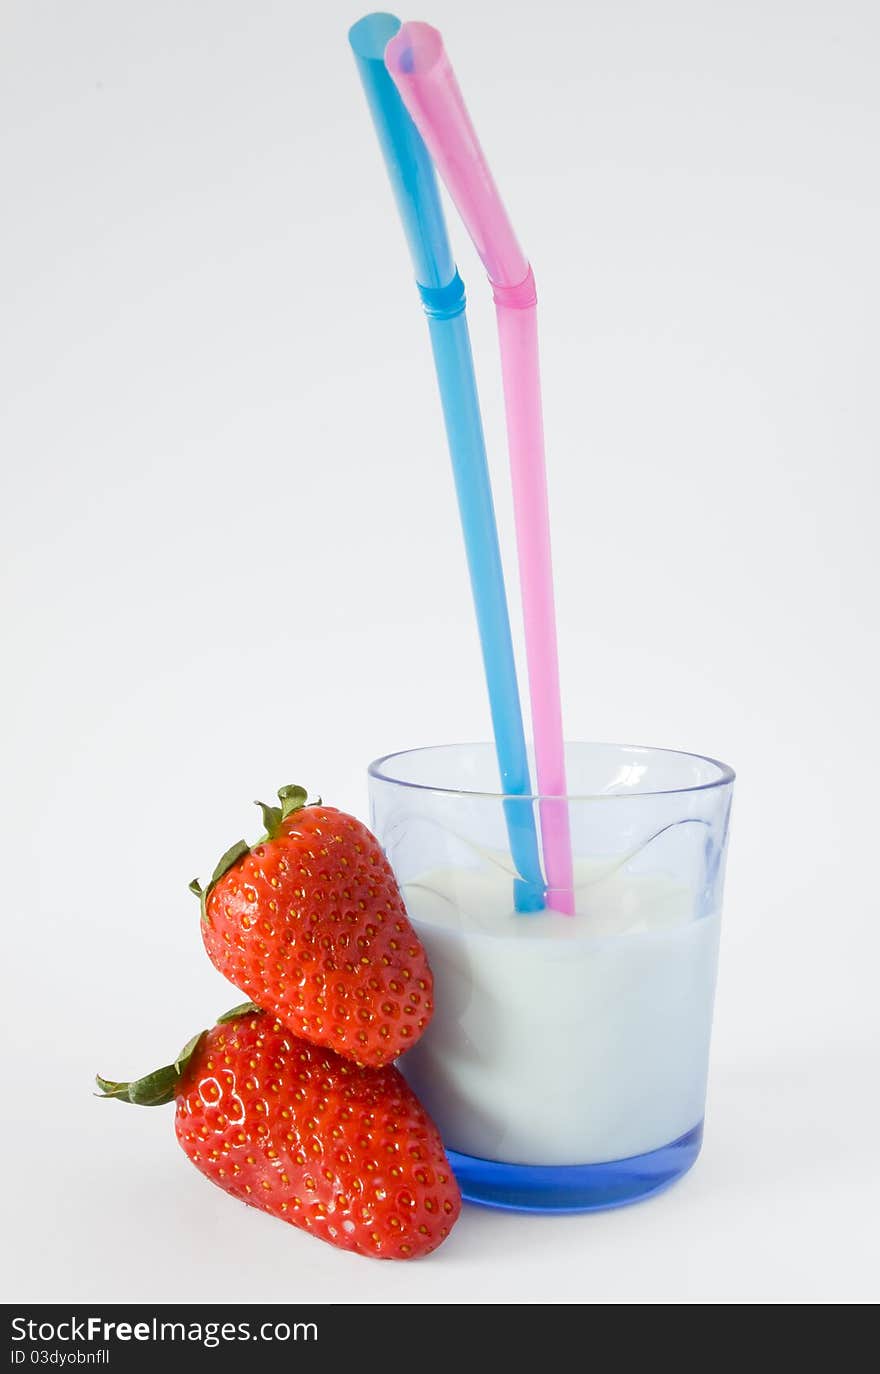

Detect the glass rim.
xmin=368 ymin=741 xmax=736 ymax=802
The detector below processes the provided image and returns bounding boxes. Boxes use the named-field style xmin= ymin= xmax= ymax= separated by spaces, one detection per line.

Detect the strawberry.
xmin=190 ymin=786 xmax=433 ymax=1068
xmin=97 ymin=1003 xmax=461 ymax=1261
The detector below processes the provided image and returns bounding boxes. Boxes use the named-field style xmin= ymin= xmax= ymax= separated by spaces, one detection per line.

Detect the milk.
xmin=400 ymin=863 xmax=721 ymax=1166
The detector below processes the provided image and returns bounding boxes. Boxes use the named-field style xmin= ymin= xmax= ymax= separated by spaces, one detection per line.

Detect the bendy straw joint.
xmin=492 ymin=268 xmax=538 ymax=310
xmin=417 ymin=273 xmax=467 ymax=320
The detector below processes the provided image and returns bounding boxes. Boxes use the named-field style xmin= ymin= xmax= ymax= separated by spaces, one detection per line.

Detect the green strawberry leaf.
xmin=174 ymin=1030 xmax=207 ymax=1073
xmin=255 ymin=801 xmax=283 ymax=837
xmin=94 ymin=1075 xmax=132 ymax=1101
xmin=191 ymin=785 xmax=311 ymax=921
xmin=210 ymin=840 xmax=250 ymax=887
xmin=189 ymin=839 xmax=249 ymax=924
xmin=278 ymin=784 xmax=308 ymax=822
xmin=95 ymin=1030 xmax=207 ymax=1108
xmin=188 ymin=876 xmax=208 ymax=924
xmin=216 ymin=1000 xmax=261 ymax=1024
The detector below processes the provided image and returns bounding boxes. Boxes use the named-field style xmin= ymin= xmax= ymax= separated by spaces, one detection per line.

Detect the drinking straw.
xmin=385 ymin=22 xmax=575 ymax=913
xmin=349 ymin=13 xmax=544 ymax=911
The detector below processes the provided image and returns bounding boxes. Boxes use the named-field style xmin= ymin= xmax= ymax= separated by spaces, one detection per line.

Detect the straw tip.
xmin=384 ymin=20 xmax=444 ymax=78
xmin=348 ymin=12 xmax=401 ymax=60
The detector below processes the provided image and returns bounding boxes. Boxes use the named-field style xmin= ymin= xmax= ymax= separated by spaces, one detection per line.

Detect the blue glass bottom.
xmin=447 ymin=1122 xmax=703 ymax=1214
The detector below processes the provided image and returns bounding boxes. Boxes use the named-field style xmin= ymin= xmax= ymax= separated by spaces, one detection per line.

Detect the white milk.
xmin=400 ymin=862 xmax=721 ymax=1166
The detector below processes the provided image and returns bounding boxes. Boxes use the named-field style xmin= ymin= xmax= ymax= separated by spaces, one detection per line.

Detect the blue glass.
xmin=447 ymin=1124 xmax=704 ymax=1214
xmin=369 ymin=743 xmax=735 ymax=1216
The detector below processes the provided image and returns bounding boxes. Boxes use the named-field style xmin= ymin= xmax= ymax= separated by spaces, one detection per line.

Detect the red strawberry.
xmin=97 ymin=1003 xmax=461 ymax=1260
xmin=190 ymin=787 xmax=433 ymax=1068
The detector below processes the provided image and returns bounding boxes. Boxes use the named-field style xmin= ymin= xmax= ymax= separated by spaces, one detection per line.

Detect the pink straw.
xmin=385 ymin=22 xmax=574 ymax=913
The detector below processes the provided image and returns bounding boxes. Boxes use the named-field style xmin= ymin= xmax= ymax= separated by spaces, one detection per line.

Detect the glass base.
xmin=447 ymin=1122 xmax=703 ymax=1214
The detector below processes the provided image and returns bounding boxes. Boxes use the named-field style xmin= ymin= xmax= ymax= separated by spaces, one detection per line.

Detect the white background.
xmin=2 ymin=0 xmax=878 ymax=1305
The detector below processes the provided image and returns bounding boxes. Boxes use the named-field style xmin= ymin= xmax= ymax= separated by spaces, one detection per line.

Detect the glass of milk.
xmin=368 ymin=742 xmax=734 ymax=1212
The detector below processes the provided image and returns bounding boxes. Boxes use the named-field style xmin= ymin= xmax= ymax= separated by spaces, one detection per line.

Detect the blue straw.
xmin=349 ymin=13 xmax=544 ymax=911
